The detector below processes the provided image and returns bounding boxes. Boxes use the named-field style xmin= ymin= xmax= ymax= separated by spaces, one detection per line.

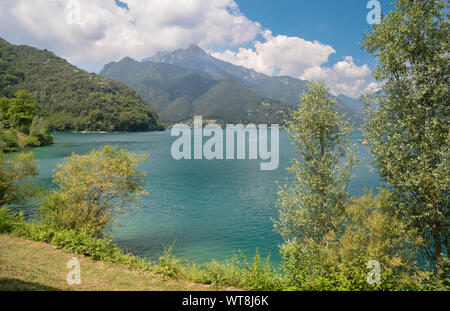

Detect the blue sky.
xmin=0 ymin=0 xmax=397 ymax=97
xmin=234 ymin=0 xmax=395 ymax=69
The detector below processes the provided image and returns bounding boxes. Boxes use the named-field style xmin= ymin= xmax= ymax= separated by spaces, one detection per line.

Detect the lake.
xmin=28 ymin=129 xmax=380 ymax=264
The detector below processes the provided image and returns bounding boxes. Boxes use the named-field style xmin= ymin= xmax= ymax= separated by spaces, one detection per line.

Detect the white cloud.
xmin=212 ymin=30 xmax=336 ymax=76
xmin=363 ymin=82 xmax=381 ymax=94
xmin=0 ymin=0 xmax=261 ymax=71
xmin=0 ymin=0 xmax=374 ymax=97
xmin=300 ymin=56 xmax=371 ymax=97
xmin=213 ymin=33 xmax=372 ymax=98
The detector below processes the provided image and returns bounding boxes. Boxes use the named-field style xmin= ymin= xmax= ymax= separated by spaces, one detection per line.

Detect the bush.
xmin=280 ymin=192 xmax=425 ymax=291
xmin=3 ymin=213 xmax=152 ymax=271
xmin=23 ymin=135 xmax=40 ymax=147
xmin=1 ymin=128 xmax=19 ymax=151
xmin=29 ymin=117 xmax=53 ymax=146
xmin=40 ymin=146 xmax=148 ymax=236
xmin=157 ymin=246 xmax=285 ymax=290
xmin=0 ymin=152 xmax=39 ymax=205
xmin=0 ymin=208 xmax=24 ymax=233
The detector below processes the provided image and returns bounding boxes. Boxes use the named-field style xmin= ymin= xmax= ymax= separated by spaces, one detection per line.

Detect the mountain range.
xmin=100 ymin=56 xmax=290 ymax=124
xmin=101 ymin=44 xmax=363 ymax=125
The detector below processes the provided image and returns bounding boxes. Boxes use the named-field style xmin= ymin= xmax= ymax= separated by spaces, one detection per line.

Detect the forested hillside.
xmin=0 ymin=38 xmax=164 ymax=132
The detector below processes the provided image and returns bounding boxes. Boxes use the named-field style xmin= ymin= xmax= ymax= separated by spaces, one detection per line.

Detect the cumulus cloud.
xmin=300 ymin=56 xmax=371 ymax=97
xmin=212 ymin=30 xmax=336 ymax=77
xmin=0 ymin=0 xmax=374 ymax=97
xmin=214 ymin=34 xmax=372 ymax=98
xmin=0 ymin=0 xmax=261 ymax=71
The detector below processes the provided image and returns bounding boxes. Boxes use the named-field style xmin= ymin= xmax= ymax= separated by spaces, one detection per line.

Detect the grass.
xmin=0 ymin=209 xmax=276 ymax=291
xmin=0 ymin=234 xmax=225 ymax=291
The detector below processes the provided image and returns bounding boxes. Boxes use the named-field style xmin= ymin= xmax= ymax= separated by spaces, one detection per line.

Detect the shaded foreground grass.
xmin=0 ymin=234 xmax=225 ymax=291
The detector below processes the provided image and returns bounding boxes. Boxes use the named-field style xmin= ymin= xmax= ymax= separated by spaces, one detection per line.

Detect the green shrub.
xmin=0 ymin=208 xmax=150 ymax=271
xmin=40 ymin=146 xmax=148 ymax=236
xmin=156 ymin=246 xmax=285 ymax=290
xmin=14 ymin=224 xmax=151 ymax=271
xmin=0 ymin=152 xmax=39 ymax=205
xmin=23 ymin=135 xmax=40 ymax=147
xmin=2 ymin=128 xmax=19 ymax=151
xmin=29 ymin=117 xmax=53 ymax=146
xmin=0 ymin=208 xmax=24 ymax=233
xmin=279 ymin=193 xmax=426 ymax=291
xmin=157 ymin=243 xmax=182 ymax=278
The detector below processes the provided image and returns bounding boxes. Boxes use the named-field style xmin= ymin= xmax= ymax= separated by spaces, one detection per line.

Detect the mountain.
xmin=101 ymin=57 xmax=290 ymax=124
xmin=0 ymin=38 xmax=164 ymax=132
xmin=144 ymin=44 xmax=309 ymax=106
xmin=143 ymin=44 xmax=362 ymax=125
xmin=337 ymin=94 xmax=364 ymax=112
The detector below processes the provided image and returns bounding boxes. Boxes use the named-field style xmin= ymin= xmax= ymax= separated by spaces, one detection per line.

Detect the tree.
xmin=0 ymin=152 xmax=39 ymax=206
xmin=0 ymin=128 xmax=19 ymax=152
xmin=29 ymin=117 xmax=54 ymax=146
xmin=40 ymin=146 xmax=148 ymax=236
xmin=0 ymin=43 xmax=23 ymax=98
xmin=275 ymin=81 xmax=357 ymax=288
xmin=362 ymin=0 xmax=449 ymax=276
xmin=275 ymin=81 xmax=357 ymax=246
xmin=7 ymin=90 xmax=38 ymax=134
xmin=280 ymin=191 xmax=422 ymax=290
xmin=0 ymin=97 xmax=10 ymax=126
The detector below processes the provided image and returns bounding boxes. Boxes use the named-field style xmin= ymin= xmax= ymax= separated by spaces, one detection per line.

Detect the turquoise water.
xmin=28 ymin=130 xmax=380 ymax=264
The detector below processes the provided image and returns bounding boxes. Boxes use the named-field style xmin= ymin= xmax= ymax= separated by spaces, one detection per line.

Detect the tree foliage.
xmin=5 ymin=90 xmax=38 ymax=134
xmin=40 ymin=146 xmax=148 ymax=236
xmin=0 ymin=90 xmax=52 ymax=150
xmin=0 ymin=39 xmax=24 ymax=98
xmin=275 ymin=81 xmax=426 ymax=290
xmin=0 ymin=152 xmax=39 ymax=206
xmin=281 ymin=192 xmax=423 ymax=290
xmin=28 ymin=116 xmax=54 ymax=146
xmin=362 ymin=0 xmax=449 ymax=275
xmin=275 ymin=81 xmax=357 ymax=244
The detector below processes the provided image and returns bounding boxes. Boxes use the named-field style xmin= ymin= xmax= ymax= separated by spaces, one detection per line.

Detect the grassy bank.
xmin=0 ymin=208 xmax=282 ymax=291
xmin=0 ymin=234 xmax=225 ymax=291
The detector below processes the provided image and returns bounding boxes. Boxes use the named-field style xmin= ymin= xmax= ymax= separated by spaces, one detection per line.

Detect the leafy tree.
xmin=275 ymin=81 xmax=357 ymax=245
xmin=0 ymin=97 xmax=10 ymax=126
xmin=7 ymin=90 xmax=38 ymax=134
xmin=0 ymin=152 xmax=39 ymax=206
xmin=362 ymin=0 xmax=449 ymax=276
xmin=40 ymin=146 xmax=148 ymax=236
xmin=29 ymin=117 xmax=54 ymax=146
xmin=0 ymin=128 xmax=19 ymax=152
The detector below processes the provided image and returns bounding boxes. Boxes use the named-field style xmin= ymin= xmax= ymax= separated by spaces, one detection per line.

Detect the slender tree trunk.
xmin=433 ymin=224 xmax=442 ymax=278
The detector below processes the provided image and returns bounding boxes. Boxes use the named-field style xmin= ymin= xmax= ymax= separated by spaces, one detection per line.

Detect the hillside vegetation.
xmin=0 ymin=38 xmax=164 ymax=132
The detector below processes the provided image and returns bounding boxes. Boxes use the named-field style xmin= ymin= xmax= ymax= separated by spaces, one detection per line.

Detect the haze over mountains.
xmin=101 ymin=44 xmax=363 ymax=125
